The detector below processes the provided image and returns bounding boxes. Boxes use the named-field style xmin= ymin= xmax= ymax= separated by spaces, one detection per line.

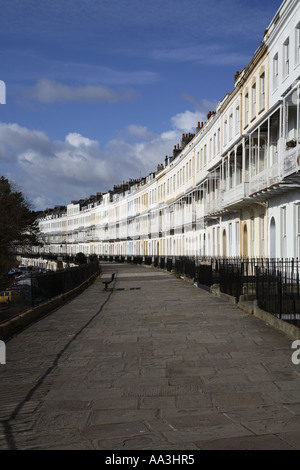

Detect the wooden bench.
xmin=102 ymin=273 xmax=115 ymax=290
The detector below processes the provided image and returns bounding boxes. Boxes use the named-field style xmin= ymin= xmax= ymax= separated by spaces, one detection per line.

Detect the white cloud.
xmin=152 ymin=44 xmax=250 ymax=67
xmin=0 ymin=123 xmax=115 ymax=207
xmin=171 ymin=110 xmax=205 ymax=133
xmin=160 ymin=130 xmax=178 ymax=142
xmin=0 ymin=122 xmax=49 ymax=148
xmin=65 ymin=133 xmax=99 ymax=149
xmin=0 ymin=103 xmax=212 ymax=209
xmin=126 ymin=124 xmax=157 ymax=140
xmin=0 ymin=122 xmax=51 ymax=159
xmin=110 ymin=110 xmax=206 ymax=175
xmin=22 ymin=78 xmax=139 ymax=103
xmin=16 ymin=136 xmax=116 ymax=208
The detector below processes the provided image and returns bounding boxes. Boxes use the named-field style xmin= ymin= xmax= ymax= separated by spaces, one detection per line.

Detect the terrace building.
xmin=35 ymin=0 xmax=300 ymax=261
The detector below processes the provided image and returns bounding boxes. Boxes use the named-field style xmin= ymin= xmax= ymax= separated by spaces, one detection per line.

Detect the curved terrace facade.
xmin=36 ymin=0 xmax=300 ymax=261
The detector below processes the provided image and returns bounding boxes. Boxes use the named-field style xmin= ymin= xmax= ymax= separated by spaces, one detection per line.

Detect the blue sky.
xmin=0 ymin=0 xmax=283 ymax=210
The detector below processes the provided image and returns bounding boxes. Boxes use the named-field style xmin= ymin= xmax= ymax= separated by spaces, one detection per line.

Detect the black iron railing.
xmin=0 ymin=259 xmax=100 ymax=324
xmin=31 ymin=259 xmax=100 ymax=306
xmin=255 ymin=259 xmax=300 ymax=327
xmin=98 ymin=254 xmax=300 ymax=328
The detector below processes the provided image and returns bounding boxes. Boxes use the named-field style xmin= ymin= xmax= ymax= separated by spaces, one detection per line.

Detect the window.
xmin=273 ymin=53 xmax=279 ymax=90
xmin=283 ymin=38 xmax=290 ymax=78
xmin=260 ymin=215 xmax=265 ymax=257
xmin=217 ymin=226 xmax=220 ymax=256
xmin=235 ymin=106 xmax=240 ymax=135
xmin=296 ymin=204 xmax=300 ymax=258
xmin=229 ymin=113 xmax=233 ymax=140
xmin=224 ymin=120 xmax=227 ymax=145
xmin=251 ymin=217 xmax=255 ymax=256
xmin=245 ymin=93 xmax=249 ymax=125
xmin=281 ymin=206 xmax=287 ymax=257
xmin=213 ymin=133 xmax=216 ymax=158
xmin=296 ymin=23 xmax=300 ymax=65
xmin=285 ymin=89 xmax=298 ymax=141
xmin=260 ymin=73 xmax=265 ymax=111
xmin=235 ymin=221 xmax=240 ymax=256
xmin=252 ymin=83 xmax=256 ymax=118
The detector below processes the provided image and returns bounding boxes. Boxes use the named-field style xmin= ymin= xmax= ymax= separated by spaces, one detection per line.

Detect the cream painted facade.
xmin=36 ymin=0 xmax=300 ymax=261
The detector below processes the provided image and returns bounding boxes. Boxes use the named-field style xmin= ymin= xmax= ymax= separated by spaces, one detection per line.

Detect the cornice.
xmin=264 ymin=0 xmax=298 ymax=48
xmin=218 ymin=43 xmax=268 ymax=115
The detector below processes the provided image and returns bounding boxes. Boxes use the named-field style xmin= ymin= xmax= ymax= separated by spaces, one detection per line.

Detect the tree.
xmin=74 ymin=252 xmax=87 ymax=264
xmin=0 ymin=176 xmax=40 ymax=277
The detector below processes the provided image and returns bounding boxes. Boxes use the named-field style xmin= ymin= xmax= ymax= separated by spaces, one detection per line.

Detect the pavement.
xmin=0 ymin=261 xmax=300 ymax=450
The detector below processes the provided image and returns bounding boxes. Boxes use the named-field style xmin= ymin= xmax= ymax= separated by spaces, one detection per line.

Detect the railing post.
xmin=278 ymin=271 xmax=282 ymax=319
xmin=255 ymin=265 xmax=259 ymax=305
xmin=31 ymin=271 xmax=34 ymax=308
xmin=241 ymin=261 xmax=244 ymax=297
xmin=297 ymin=263 xmax=300 ymax=305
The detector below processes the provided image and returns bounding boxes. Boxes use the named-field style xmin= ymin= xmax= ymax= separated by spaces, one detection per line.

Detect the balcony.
xmin=173 ymin=211 xmax=183 ymax=229
xmin=206 ymin=195 xmax=222 ymax=215
xmin=282 ymin=144 xmax=300 ymax=179
xmin=149 ymin=220 xmax=159 ymax=234
xmin=222 ymin=182 xmax=250 ymax=208
xmin=183 ymin=210 xmax=195 ymax=226
xmin=195 ymin=203 xmax=205 ymax=219
xmin=119 ymin=226 xmax=128 ymax=239
xmin=161 ymin=216 xmax=170 ymax=233
xmin=249 ymin=164 xmax=280 ymax=195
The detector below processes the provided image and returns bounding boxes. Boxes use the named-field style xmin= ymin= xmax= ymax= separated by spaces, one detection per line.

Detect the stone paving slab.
xmin=0 ymin=261 xmax=300 ymax=450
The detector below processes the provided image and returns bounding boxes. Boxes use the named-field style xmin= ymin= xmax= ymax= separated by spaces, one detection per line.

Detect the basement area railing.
xmin=99 ymin=255 xmax=300 ymax=328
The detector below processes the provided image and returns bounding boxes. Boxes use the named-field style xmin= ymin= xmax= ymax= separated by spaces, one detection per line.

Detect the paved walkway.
xmin=0 ymin=262 xmax=300 ymax=450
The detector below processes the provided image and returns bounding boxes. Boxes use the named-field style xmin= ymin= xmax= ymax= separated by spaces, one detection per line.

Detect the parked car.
xmin=0 ymin=290 xmax=21 ymax=303
xmin=14 ymin=276 xmax=31 ymax=286
xmin=7 ymin=268 xmax=23 ymax=276
xmin=15 ymin=271 xmax=31 ymax=280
